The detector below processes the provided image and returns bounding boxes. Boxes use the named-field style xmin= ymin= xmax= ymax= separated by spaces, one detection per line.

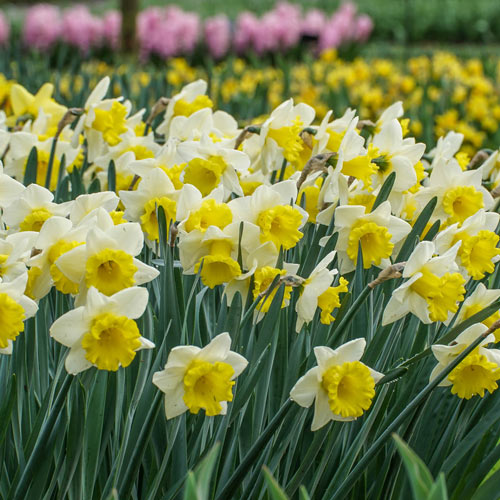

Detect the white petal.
xmin=290 ymin=367 xmax=321 ymax=408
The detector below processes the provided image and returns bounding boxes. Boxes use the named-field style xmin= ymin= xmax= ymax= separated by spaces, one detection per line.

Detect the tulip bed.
xmin=2 ymin=62 xmax=500 ymax=500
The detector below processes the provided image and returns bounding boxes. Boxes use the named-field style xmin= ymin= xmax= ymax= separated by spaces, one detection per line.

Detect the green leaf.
xmin=393 ymin=434 xmax=435 ymax=500
xmin=372 ymin=171 xmax=396 ymax=211
xmin=23 ymin=147 xmax=38 ymax=186
xmin=262 ymin=466 xmax=289 ymax=500
xmin=107 ymin=160 xmax=116 ymax=192
xmin=396 ymin=196 xmax=437 ymax=262
xmin=183 ymin=443 xmax=221 ymax=500
xmin=471 ymin=467 xmax=500 ymax=500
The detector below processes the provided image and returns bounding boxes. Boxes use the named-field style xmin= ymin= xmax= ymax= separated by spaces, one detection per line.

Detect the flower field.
xmin=2 ymin=3 xmax=500 ymax=499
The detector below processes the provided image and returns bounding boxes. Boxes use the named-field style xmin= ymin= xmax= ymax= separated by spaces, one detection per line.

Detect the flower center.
xmin=442 ymin=186 xmax=484 ymax=225
xmin=257 ymin=205 xmax=304 ymax=250
xmin=92 ymin=101 xmax=128 ymax=146
xmin=81 ymin=312 xmax=141 ymax=371
xmin=448 ymin=353 xmax=500 ymax=399
xmin=185 ymin=199 xmax=233 ymax=233
xmin=19 ymin=207 xmax=52 ymax=232
xmin=410 ymin=267 xmax=466 ymax=322
xmin=183 ymin=156 xmax=227 ymax=196
xmin=317 ymin=277 xmax=349 ymax=325
xmin=140 ymin=196 xmax=177 ymax=242
xmin=85 ymin=248 xmax=137 ymax=296
xmin=346 ymin=220 xmax=393 ymax=269
xmin=194 ymin=239 xmax=241 ymax=289
xmin=48 ymin=240 xmax=84 ymax=294
xmin=455 ymin=230 xmax=500 ymax=280
xmin=183 ymin=358 xmax=235 ymax=416
xmin=0 ymin=292 xmax=26 ymax=349
xmin=253 ymin=266 xmax=292 ymax=313
xmin=173 ymin=95 xmax=214 ymax=117
xmin=267 ymin=116 xmax=304 ymax=164
xmin=321 ymin=361 xmax=375 ymax=418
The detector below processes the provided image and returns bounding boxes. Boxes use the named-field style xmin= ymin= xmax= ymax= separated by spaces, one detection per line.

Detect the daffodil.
xmin=415 ymin=156 xmax=493 ymax=227
xmin=370 ymin=118 xmax=426 ymax=193
xmin=50 ymin=286 xmax=154 ymax=374
xmin=55 ymin=211 xmax=159 ymax=303
xmin=430 ymin=323 xmax=500 ymax=400
xmin=452 ymin=283 xmax=500 ymax=341
xmin=244 ymin=98 xmax=315 ymax=173
xmin=0 ymin=273 xmax=38 ymax=355
xmin=228 ymin=180 xmax=308 ymax=252
xmin=0 ymin=161 xmax=25 ymax=209
xmin=290 ymin=338 xmax=383 ymax=430
xmin=28 ymin=216 xmax=91 ymax=299
xmin=119 ymin=168 xmax=179 ymax=243
xmin=178 ymin=221 xmax=261 ymax=289
xmin=157 ymin=80 xmax=213 ymax=137
xmin=0 ymin=231 xmax=38 ymax=283
xmin=383 ymin=241 xmax=466 ymax=325
xmin=333 ymin=200 xmax=411 ymax=273
xmin=69 ymin=191 xmax=120 ymax=225
xmin=2 ymin=184 xmax=72 ymax=232
xmin=9 ymin=82 xmax=67 ymax=129
xmin=435 ymin=209 xmax=500 ymax=280
xmin=295 ymin=251 xmax=340 ymax=332
xmin=178 ymin=134 xmax=249 ymax=197
xmin=152 ymin=332 xmax=247 ymax=419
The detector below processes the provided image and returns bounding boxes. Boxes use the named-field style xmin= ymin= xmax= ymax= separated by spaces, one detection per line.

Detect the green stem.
xmin=327 ymin=329 xmax=492 ymax=500
xmin=11 ymin=374 xmax=72 ymax=500
xmin=45 ymin=136 xmax=58 ymax=190
xmin=216 ymin=399 xmax=293 ymax=500
xmin=328 ymin=284 xmax=372 ymax=344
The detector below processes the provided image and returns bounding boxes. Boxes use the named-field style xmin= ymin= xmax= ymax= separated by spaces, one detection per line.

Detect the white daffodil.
xmin=295 ymin=251 xmax=339 ymax=332
xmin=2 ymin=184 xmax=72 ymax=233
xmin=55 ymin=211 xmax=159 ymax=304
xmin=93 ymin=133 xmax=161 ymax=192
xmin=375 ymin=101 xmax=404 ymax=130
xmin=451 ymin=283 xmax=500 ymax=341
xmin=290 ymin=338 xmax=383 ymax=430
xmin=72 ymin=77 xmax=136 ymax=162
xmin=313 ymin=108 xmax=359 ymax=155
xmin=119 ymin=168 xmax=180 ymax=244
xmin=178 ymin=221 xmax=261 ymax=289
xmin=50 ymin=286 xmax=154 ymax=374
xmin=0 ymin=231 xmax=38 ymax=283
xmin=176 ymin=184 xmax=231 ymax=234
xmin=243 ymin=99 xmax=315 ymax=174
xmin=169 ymin=107 xmax=238 ymax=143
xmin=177 ymin=134 xmax=249 ymax=197
xmin=28 ymin=216 xmax=91 ymax=299
xmin=152 ymin=332 xmax=248 ymax=419
xmin=430 ymin=323 xmax=500 ymax=400
xmin=382 ymin=241 xmax=466 ymax=325
xmin=333 ymin=200 xmax=411 ymax=273
xmin=126 ymin=139 xmax=186 ymax=190
xmin=415 ymin=157 xmax=494 ymax=227
xmin=157 ymin=80 xmax=213 ymax=137
xmin=0 ymin=273 xmax=38 ymax=355
xmin=228 ymin=180 xmax=308 ymax=252
xmin=370 ymin=118 xmax=425 ymax=193
xmin=69 ymin=191 xmax=120 ymax=225
xmin=0 ymin=161 xmax=26 ymax=209
xmin=435 ymin=209 xmax=500 ymax=280
xmin=427 ymin=131 xmax=464 ymax=169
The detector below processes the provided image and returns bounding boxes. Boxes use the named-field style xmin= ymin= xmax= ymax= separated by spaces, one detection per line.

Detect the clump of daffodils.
xmin=2 ymin=76 xmax=500 ymax=433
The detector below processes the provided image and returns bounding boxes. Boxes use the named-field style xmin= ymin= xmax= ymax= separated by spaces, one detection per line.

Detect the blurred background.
xmin=1 ymin=0 xmax=500 ymax=152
